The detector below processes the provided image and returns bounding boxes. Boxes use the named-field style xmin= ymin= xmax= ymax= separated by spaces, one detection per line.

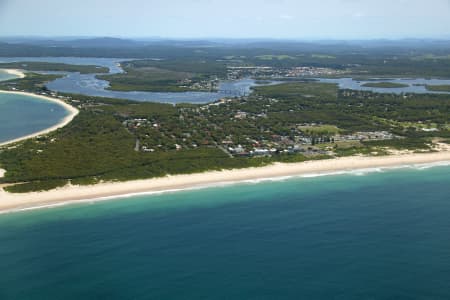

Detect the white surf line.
xmin=1 ymin=159 xmax=449 ymax=215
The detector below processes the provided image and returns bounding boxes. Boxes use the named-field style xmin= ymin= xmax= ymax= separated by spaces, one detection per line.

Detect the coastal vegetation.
xmin=1 ymin=111 xmax=266 ymax=193
xmin=0 ymin=72 xmax=63 ymax=92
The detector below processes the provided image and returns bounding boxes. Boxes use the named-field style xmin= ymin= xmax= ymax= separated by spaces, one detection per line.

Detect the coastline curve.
xmin=0 ymin=91 xmax=79 ymax=147
xmin=2 ymin=69 xmax=26 ymax=79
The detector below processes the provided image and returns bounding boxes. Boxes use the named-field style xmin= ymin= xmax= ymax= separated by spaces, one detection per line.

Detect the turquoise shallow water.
xmin=0 ymin=165 xmax=449 ymax=299
xmin=0 ymin=70 xmax=17 ymax=82
xmin=0 ymin=93 xmax=70 ymax=143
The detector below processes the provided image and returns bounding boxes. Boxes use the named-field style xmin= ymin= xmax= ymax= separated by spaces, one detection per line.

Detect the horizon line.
xmin=1 ymin=36 xmax=450 ymax=42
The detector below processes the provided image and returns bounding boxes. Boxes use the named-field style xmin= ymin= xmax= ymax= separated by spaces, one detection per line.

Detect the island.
xmin=361 ymin=82 xmax=409 ymax=88
xmin=96 ymin=59 xmax=225 ymax=92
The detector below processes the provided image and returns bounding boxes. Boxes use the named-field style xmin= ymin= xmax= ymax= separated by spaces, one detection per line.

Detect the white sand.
xmin=3 ymin=69 xmax=26 ymax=79
xmin=0 ymin=90 xmax=79 ymax=147
xmin=0 ymin=151 xmax=449 ymax=214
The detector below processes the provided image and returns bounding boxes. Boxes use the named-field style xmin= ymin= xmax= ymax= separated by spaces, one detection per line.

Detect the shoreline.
xmin=2 ymin=68 xmax=26 ymax=79
xmin=0 ymin=90 xmax=79 ymax=147
xmin=0 ymin=151 xmax=449 ymax=214
xmin=0 ymin=69 xmax=26 ymax=79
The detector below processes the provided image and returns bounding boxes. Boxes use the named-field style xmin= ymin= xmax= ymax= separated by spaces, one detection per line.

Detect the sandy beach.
xmin=0 ymin=151 xmax=449 ymax=213
xmin=0 ymin=90 xmax=79 ymax=147
xmin=3 ymin=69 xmax=26 ymax=79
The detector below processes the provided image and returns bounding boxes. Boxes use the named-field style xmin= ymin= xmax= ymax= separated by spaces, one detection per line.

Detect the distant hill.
xmin=57 ymin=37 xmax=143 ymax=48
xmin=0 ymin=37 xmax=145 ymax=48
xmin=0 ymin=37 xmax=450 ymax=59
xmin=2 ymin=37 xmax=450 ymax=50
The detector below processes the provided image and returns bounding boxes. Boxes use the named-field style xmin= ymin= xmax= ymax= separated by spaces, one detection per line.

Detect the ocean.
xmin=0 ymin=70 xmax=17 ymax=82
xmin=0 ymin=165 xmax=449 ymax=299
xmin=0 ymin=92 xmax=70 ymax=144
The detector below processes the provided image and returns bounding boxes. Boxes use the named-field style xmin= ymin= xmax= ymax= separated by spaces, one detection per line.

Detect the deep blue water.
xmin=0 ymin=165 xmax=449 ymax=299
xmin=0 ymin=92 xmax=70 ymax=144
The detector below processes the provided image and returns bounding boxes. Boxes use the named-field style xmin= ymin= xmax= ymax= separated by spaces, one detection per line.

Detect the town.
xmin=226 ymin=66 xmax=348 ymax=80
xmin=121 ymin=93 xmax=398 ymax=158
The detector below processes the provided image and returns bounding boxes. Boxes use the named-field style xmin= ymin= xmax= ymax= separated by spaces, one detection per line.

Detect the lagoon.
xmin=0 ymin=57 xmax=262 ymax=103
xmin=0 ymin=92 xmax=70 ymax=144
xmin=0 ymin=70 xmax=70 ymax=144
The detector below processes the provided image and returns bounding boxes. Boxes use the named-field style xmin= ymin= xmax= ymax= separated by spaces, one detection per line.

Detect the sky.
xmin=1 ymin=0 xmax=450 ymax=39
